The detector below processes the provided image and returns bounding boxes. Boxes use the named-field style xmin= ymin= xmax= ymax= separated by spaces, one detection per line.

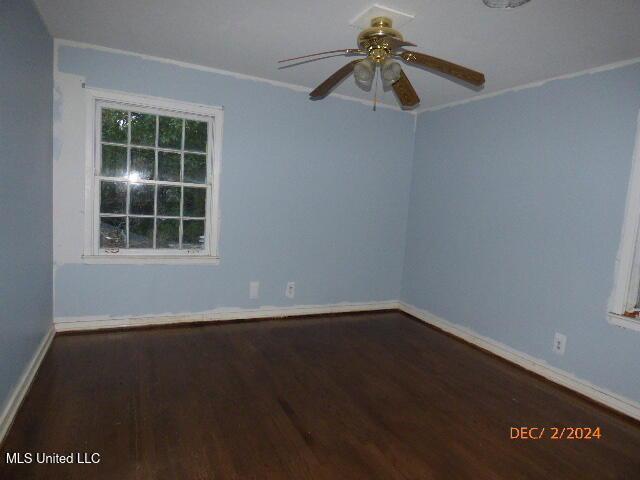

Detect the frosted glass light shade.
xmin=482 ymin=0 xmax=531 ymax=8
xmin=381 ymin=60 xmax=402 ymax=87
xmin=354 ymin=59 xmax=375 ymax=91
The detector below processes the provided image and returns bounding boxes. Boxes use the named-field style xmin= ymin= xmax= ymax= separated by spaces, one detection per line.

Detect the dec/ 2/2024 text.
xmin=510 ymin=426 xmax=602 ymax=440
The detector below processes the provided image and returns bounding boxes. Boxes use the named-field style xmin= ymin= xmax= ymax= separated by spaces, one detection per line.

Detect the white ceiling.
xmin=35 ymin=0 xmax=640 ymax=109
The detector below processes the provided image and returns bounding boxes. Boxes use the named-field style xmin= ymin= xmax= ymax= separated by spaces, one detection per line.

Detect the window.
xmin=609 ymin=112 xmax=640 ymax=332
xmin=83 ymin=89 xmax=222 ymax=263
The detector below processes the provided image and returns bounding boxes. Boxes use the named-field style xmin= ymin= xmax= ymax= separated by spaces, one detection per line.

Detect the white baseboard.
xmin=398 ymin=302 xmax=640 ymax=422
xmin=54 ymin=301 xmax=401 ymax=333
xmin=0 ymin=327 xmax=55 ymax=446
xmin=51 ymin=301 xmax=640 ymax=423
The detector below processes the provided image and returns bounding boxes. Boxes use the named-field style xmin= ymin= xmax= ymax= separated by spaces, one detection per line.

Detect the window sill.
xmin=607 ymin=312 xmax=640 ymax=333
xmin=81 ymin=255 xmax=220 ymax=265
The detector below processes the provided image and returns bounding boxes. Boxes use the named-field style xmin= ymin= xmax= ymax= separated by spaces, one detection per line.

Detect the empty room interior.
xmin=3 ymin=0 xmax=640 ymax=478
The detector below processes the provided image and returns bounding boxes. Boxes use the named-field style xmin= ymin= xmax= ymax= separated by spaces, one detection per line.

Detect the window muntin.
xmin=91 ymin=98 xmax=218 ymax=258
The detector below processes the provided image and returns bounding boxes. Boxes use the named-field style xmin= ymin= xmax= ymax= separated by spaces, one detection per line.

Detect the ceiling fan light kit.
xmin=278 ymin=16 xmax=486 ymax=110
xmin=381 ymin=59 xmax=402 ymax=87
xmin=354 ymin=58 xmax=375 ymax=90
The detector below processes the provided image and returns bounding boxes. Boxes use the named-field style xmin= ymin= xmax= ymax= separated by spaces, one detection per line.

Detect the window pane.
xmin=156 ymin=218 xmax=179 ymax=249
xmin=158 ymin=151 xmax=181 ymax=182
xmin=157 ymin=185 xmax=181 ymax=216
xmin=158 ymin=116 xmax=183 ymax=149
xmin=182 ymin=219 xmax=205 ymax=249
xmin=184 ymin=153 xmax=206 ymax=184
xmin=130 ymin=112 xmax=156 ymax=146
xmin=100 ymin=181 xmax=127 ymax=214
xmin=129 ymin=217 xmax=154 ymax=248
xmin=101 ymin=144 xmax=127 ymax=177
xmin=184 ymin=120 xmax=207 ymax=152
xmin=101 ymin=109 xmax=128 ymax=143
xmin=96 ymin=105 xmax=215 ymax=255
xmin=183 ymin=187 xmax=206 ymax=217
xmin=100 ymin=216 xmax=126 ymax=248
xmin=129 ymin=183 xmax=155 ymax=215
xmin=130 ymin=148 xmax=155 ymax=180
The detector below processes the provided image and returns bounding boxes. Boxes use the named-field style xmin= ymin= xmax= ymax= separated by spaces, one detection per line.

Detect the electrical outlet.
xmin=553 ymin=333 xmax=567 ymax=355
xmin=285 ymin=281 xmax=295 ymax=299
xmin=249 ymin=281 xmax=259 ymax=299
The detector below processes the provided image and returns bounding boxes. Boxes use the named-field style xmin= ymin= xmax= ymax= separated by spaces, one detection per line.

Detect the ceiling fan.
xmin=278 ymin=17 xmax=485 ymax=109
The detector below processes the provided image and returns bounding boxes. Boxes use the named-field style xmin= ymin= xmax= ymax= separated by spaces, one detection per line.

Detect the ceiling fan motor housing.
xmin=357 ymin=17 xmax=403 ymax=62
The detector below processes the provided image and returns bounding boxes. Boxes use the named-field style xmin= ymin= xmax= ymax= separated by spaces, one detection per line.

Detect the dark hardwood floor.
xmin=1 ymin=311 xmax=639 ymax=479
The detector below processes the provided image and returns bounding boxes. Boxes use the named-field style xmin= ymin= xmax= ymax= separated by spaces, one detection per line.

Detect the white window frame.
xmin=82 ymin=88 xmax=223 ymax=264
xmin=608 ymin=111 xmax=640 ymax=332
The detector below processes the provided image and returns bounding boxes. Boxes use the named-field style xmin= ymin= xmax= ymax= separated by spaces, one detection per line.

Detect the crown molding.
xmin=416 ymin=56 xmax=640 ymax=115
xmin=54 ymin=39 xmax=414 ymax=114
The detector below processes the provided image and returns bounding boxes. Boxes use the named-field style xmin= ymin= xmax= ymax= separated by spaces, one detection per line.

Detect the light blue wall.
xmin=0 ymin=0 xmax=53 ymax=410
xmin=403 ymin=64 xmax=640 ymax=402
xmin=54 ymin=45 xmax=414 ymax=319
xmin=54 ymin=38 xmax=640 ymax=406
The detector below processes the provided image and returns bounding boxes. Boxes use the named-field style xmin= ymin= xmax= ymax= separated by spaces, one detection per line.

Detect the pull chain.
xmin=373 ymin=67 xmax=379 ymax=111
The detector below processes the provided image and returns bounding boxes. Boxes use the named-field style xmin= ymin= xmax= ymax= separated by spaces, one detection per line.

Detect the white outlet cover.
xmin=286 ymin=282 xmax=295 ymax=299
xmin=553 ymin=332 xmax=567 ymax=355
xmin=350 ymin=4 xmax=415 ymax=30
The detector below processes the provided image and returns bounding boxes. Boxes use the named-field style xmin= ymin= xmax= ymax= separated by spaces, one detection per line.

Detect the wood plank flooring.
xmin=1 ymin=311 xmax=639 ymax=479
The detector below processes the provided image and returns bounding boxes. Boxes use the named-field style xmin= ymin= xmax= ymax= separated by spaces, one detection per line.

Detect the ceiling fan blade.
xmin=384 ymin=37 xmax=417 ymax=50
xmin=278 ymin=49 xmax=362 ymax=63
xmin=400 ymin=51 xmax=485 ymax=87
xmin=278 ymin=53 xmax=359 ymax=70
xmin=392 ymin=70 xmax=420 ymax=108
xmin=309 ymin=60 xmax=362 ymax=99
